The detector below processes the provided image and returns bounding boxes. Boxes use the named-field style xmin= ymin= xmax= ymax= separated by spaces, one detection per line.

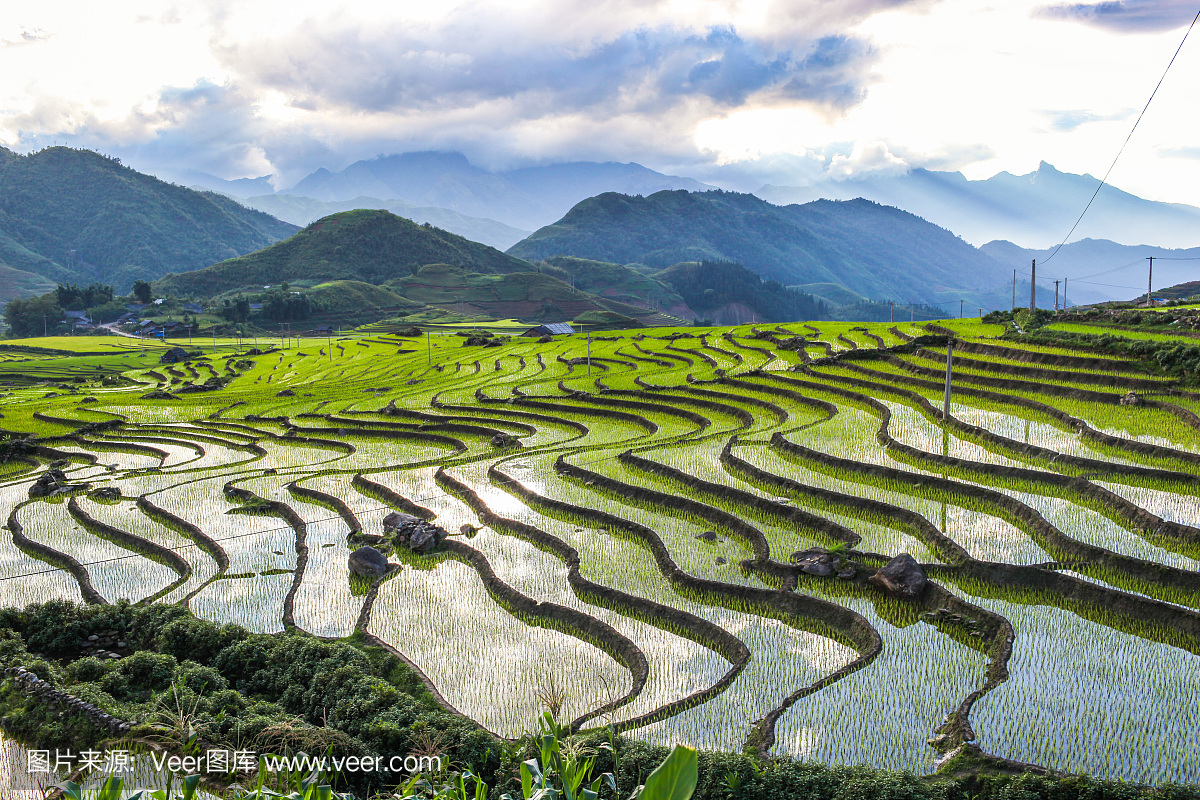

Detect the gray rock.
xmin=491 ymin=432 xmax=522 ymax=449
xmin=382 ymin=511 xmax=419 ymax=532
xmin=694 ymin=531 xmax=718 ymax=542
xmin=348 ymin=546 xmax=388 ymax=577
xmin=869 ymin=553 xmax=927 ymax=600
xmin=390 ymin=517 xmax=449 ymax=554
xmin=407 ymin=524 xmax=440 ymax=553
xmin=790 ymin=547 xmax=836 ymax=577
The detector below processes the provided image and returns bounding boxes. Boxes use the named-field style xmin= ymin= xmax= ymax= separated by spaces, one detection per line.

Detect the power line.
xmin=1041 ymin=6 xmax=1200 ymax=265
xmin=1069 ymin=280 xmax=1143 ymax=290
xmin=1072 ymin=258 xmax=1148 ymax=281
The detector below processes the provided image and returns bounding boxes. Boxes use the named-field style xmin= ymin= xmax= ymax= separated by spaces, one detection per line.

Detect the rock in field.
xmin=348 ymin=546 xmax=389 ymax=577
xmin=28 ymin=469 xmax=89 ymax=499
xmin=1119 ymin=391 xmax=1142 ymax=406
xmin=383 ymin=513 xmax=449 ymax=554
xmin=382 ymin=511 xmax=420 ymax=531
xmin=869 ymin=553 xmax=927 ymax=599
xmin=491 ymin=432 xmax=521 ymax=449
xmin=790 ymin=547 xmax=835 ymax=577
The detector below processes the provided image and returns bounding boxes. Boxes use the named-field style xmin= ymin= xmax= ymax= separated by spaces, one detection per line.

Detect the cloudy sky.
xmin=1 ymin=0 xmax=1198 ymax=203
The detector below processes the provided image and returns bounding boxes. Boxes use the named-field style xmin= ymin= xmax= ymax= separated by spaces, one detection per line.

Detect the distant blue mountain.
xmin=281 ymin=152 xmax=715 ymax=230
xmin=167 ymin=169 xmax=277 ymax=198
xmin=980 ymin=238 xmax=1200 ymax=306
xmin=758 ymin=162 xmax=1200 ymax=250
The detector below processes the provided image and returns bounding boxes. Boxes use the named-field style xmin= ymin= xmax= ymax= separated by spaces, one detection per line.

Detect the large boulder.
xmin=389 ymin=517 xmax=448 ymax=554
xmin=382 ymin=511 xmax=420 ymax=531
xmin=348 ymin=546 xmax=388 ymax=577
xmin=869 ymin=553 xmax=927 ymax=599
xmin=1119 ymin=391 xmax=1142 ymax=407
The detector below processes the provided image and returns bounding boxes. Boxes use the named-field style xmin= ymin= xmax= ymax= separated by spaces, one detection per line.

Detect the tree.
xmin=4 ymin=294 xmax=63 ymax=338
xmin=131 ymin=280 xmax=153 ymax=304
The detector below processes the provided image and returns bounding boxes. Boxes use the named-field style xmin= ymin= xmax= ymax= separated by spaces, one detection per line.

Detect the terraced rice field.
xmin=2 ymin=320 xmax=1199 ymax=783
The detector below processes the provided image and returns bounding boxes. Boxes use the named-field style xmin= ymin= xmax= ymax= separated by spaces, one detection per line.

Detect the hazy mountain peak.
xmin=757 ymin=161 xmax=1200 ymax=250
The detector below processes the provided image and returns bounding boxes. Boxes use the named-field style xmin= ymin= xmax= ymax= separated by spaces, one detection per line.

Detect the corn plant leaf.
xmin=635 ymin=745 xmax=697 ymax=800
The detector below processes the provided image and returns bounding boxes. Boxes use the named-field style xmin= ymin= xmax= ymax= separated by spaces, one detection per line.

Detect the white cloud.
xmin=828 ymin=140 xmax=908 ymax=179
xmin=0 ymin=0 xmax=1197 ymax=208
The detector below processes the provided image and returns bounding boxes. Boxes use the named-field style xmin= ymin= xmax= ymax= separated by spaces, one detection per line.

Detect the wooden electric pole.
xmin=1054 ymin=280 xmax=1060 ymax=312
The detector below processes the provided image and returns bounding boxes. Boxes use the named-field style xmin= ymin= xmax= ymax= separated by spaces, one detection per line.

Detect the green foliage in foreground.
xmin=4 ymin=603 xmax=1198 ymax=800
xmin=0 ymin=601 xmax=494 ymax=796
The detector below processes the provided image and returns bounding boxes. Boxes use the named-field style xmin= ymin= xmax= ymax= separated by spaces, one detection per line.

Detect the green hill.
xmin=306 ymin=280 xmax=419 ymax=311
xmin=0 ymin=264 xmax=56 ymax=305
xmin=789 ymin=282 xmax=868 ymax=307
xmin=389 ymin=263 xmax=672 ymax=325
xmin=508 ymin=190 xmax=1010 ymax=307
xmin=156 ymin=209 xmax=536 ymax=297
xmin=0 ymin=146 xmax=297 ymax=293
xmin=656 ymin=260 xmax=824 ymax=323
xmin=538 ymin=256 xmax=686 ymax=313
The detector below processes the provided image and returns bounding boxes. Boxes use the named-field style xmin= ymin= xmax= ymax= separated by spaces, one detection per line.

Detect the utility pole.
xmin=1063 ymin=278 xmax=1068 ymax=310
xmin=959 ymin=299 xmax=964 ymax=318
xmin=1029 ymin=259 xmax=1036 ymax=313
xmin=889 ymin=301 xmax=894 ymax=323
xmin=426 ymin=330 xmax=432 ymax=367
xmin=1012 ymin=270 xmax=1016 ymax=310
xmin=1147 ymin=257 xmax=1154 ymax=307
xmin=1054 ymin=280 xmax=1060 ymax=312
xmin=43 ymin=313 xmax=47 ymax=338
xmin=943 ymin=338 xmax=954 ymax=421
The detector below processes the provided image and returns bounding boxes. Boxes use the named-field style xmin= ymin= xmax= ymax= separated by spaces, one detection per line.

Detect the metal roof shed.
xmin=522 ymin=323 xmax=575 ymax=337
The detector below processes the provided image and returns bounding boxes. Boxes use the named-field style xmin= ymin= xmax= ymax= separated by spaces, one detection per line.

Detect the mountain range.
xmin=978 ymin=239 xmax=1200 ymax=307
xmin=0 ymin=146 xmax=297 ymax=301
xmin=6 ymin=145 xmax=1199 ymax=320
xmin=759 ymin=161 xmax=1200 ymax=251
xmin=508 ymin=190 xmax=1012 ymax=308
xmin=172 ymin=152 xmax=712 ymax=235
xmin=176 ymin=152 xmax=1200 ymax=256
